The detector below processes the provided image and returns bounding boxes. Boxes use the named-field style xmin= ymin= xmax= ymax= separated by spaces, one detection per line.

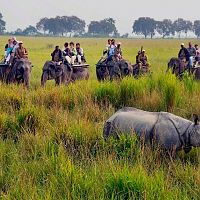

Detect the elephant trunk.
xmin=23 ymin=68 xmax=31 ymax=88
xmin=41 ymin=71 xmax=48 ymax=87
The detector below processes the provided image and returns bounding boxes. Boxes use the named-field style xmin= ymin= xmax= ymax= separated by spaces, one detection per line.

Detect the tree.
xmin=14 ymin=28 xmax=24 ymax=35
xmin=156 ymin=19 xmax=174 ymax=38
xmin=66 ymin=16 xmax=86 ymax=35
xmin=36 ymin=17 xmax=49 ymax=34
xmin=0 ymin=12 xmax=6 ymax=34
xmin=132 ymin=17 xmax=156 ymax=38
xmin=23 ymin=25 xmax=38 ymax=35
xmin=194 ymin=20 xmax=200 ymax=38
xmin=49 ymin=17 xmax=62 ymax=35
xmin=88 ymin=21 xmax=99 ymax=35
xmin=88 ymin=18 xmax=118 ymax=36
xmin=183 ymin=20 xmax=193 ymax=38
xmin=37 ymin=17 xmax=64 ymax=35
xmin=173 ymin=18 xmax=193 ymax=38
xmin=121 ymin=33 xmax=129 ymax=38
xmin=36 ymin=16 xmax=86 ymax=36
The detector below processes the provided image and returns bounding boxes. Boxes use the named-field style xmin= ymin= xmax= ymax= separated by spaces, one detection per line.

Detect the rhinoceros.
xmin=103 ymin=107 xmax=200 ymax=153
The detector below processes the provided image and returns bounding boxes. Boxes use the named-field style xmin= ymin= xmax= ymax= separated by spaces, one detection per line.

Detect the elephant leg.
xmin=61 ymin=73 xmax=66 ymax=84
xmin=96 ymin=68 xmax=101 ymax=82
xmin=108 ymin=67 xmax=113 ymax=81
xmin=110 ymin=72 xmax=120 ymax=81
xmin=61 ymin=72 xmax=70 ymax=85
xmin=55 ymin=76 xmax=62 ymax=86
xmin=23 ymin=69 xmax=30 ymax=88
xmin=116 ymin=72 xmax=122 ymax=80
xmin=115 ymin=67 xmax=122 ymax=80
xmin=6 ymin=67 xmax=16 ymax=84
xmin=85 ymin=71 xmax=90 ymax=80
xmin=17 ymin=78 xmax=21 ymax=85
xmin=41 ymin=72 xmax=48 ymax=87
xmin=109 ymin=71 xmax=113 ymax=81
xmin=166 ymin=64 xmax=171 ymax=73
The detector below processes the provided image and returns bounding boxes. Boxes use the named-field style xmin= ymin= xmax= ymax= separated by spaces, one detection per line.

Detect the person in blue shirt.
xmin=4 ymin=38 xmax=14 ymax=64
xmin=107 ymin=39 xmax=116 ymax=61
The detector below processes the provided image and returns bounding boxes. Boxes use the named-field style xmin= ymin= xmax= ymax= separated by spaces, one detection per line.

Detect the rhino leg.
xmin=184 ymin=146 xmax=192 ymax=154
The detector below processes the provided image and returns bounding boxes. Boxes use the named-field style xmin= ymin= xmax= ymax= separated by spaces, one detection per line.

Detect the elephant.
xmin=132 ymin=64 xmax=150 ymax=78
xmin=71 ymin=66 xmax=90 ymax=82
xmin=192 ymin=66 xmax=200 ymax=80
xmin=167 ymin=57 xmax=180 ymax=74
xmin=96 ymin=58 xmax=133 ymax=81
xmin=107 ymin=60 xmax=122 ymax=80
xmin=0 ymin=63 xmax=10 ymax=82
xmin=108 ymin=60 xmax=133 ymax=81
xmin=96 ymin=58 xmax=110 ymax=82
xmin=117 ymin=60 xmax=133 ymax=78
xmin=167 ymin=57 xmax=188 ymax=79
xmin=6 ymin=59 xmax=32 ymax=88
xmin=41 ymin=61 xmax=72 ymax=87
xmin=104 ymin=107 xmax=200 ymax=154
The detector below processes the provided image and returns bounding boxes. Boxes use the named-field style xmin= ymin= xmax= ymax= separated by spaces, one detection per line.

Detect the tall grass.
xmin=0 ymin=37 xmax=200 ymax=199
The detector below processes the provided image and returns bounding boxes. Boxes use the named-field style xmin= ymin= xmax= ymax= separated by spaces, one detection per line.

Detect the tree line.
xmin=0 ymin=12 xmax=200 ymax=38
xmin=133 ymin=17 xmax=200 ymax=39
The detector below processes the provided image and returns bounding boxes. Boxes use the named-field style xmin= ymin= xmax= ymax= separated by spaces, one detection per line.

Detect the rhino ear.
xmin=193 ymin=114 xmax=199 ymax=125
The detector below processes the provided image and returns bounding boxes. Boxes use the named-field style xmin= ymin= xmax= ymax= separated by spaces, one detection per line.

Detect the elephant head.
xmin=41 ymin=61 xmax=72 ymax=87
xmin=7 ymin=59 xmax=32 ymax=87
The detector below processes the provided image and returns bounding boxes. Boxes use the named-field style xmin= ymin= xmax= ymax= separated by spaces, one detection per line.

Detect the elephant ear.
xmin=193 ymin=114 xmax=199 ymax=125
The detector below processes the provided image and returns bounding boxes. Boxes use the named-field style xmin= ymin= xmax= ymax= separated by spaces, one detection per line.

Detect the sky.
xmin=1 ymin=0 xmax=200 ymax=34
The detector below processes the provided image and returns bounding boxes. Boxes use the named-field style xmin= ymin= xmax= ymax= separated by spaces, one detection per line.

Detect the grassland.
xmin=0 ymin=36 xmax=200 ymax=199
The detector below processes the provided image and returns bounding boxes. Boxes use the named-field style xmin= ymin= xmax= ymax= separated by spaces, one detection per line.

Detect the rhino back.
xmin=104 ymin=108 xmax=159 ymax=138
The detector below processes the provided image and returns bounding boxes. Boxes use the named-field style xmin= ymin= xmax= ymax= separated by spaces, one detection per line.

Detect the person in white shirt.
xmin=76 ymin=43 xmax=84 ymax=64
xmin=4 ymin=38 xmax=14 ymax=64
xmin=9 ymin=39 xmax=19 ymax=65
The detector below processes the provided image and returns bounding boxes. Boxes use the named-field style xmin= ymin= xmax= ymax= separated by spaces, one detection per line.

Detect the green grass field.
xmin=0 ymin=36 xmax=200 ymax=199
